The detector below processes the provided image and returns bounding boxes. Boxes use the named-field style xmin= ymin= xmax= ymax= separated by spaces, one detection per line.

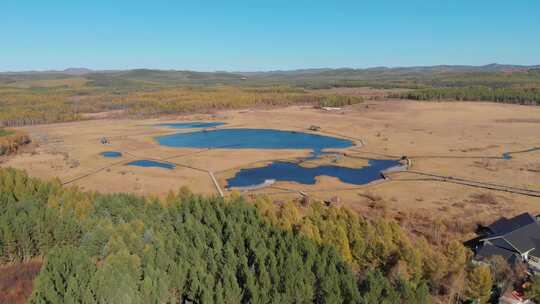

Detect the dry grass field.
xmin=2 ymin=100 xmax=540 ymax=231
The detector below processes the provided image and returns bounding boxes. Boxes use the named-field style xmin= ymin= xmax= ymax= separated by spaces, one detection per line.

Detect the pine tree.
xmin=29 ymin=247 xmax=96 ymax=303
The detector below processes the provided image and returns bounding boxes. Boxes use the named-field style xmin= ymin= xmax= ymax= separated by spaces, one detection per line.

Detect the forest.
xmin=393 ymin=69 xmax=540 ymax=105
xmin=0 ymin=168 xmax=533 ymax=303
xmin=0 ymin=85 xmax=344 ymax=127
xmin=397 ymin=86 xmax=540 ymax=105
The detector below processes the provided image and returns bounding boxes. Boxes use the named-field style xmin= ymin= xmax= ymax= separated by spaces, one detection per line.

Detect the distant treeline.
xmin=2 ymin=68 xmax=540 ymax=126
xmin=397 ymin=86 xmax=540 ymax=105
xmin=0 ymin=86 xmax=348 ymax=126
xmin=318 ymin=95 xmax=363 ymax=107
xmin=0 ymin=168 xmax=522 ymax=303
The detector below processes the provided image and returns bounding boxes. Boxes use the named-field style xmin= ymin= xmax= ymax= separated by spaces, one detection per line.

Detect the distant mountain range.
xmin=1 ymin=64 xmax=539 ymax=90
xmin=2 ymin=64 xmax=539 ymax=76
xmin=0 ymin=67 xmax=95 ymax=76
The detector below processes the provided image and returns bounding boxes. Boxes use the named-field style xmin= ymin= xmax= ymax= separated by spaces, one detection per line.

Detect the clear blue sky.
xmin=1 ymin=0 xmax=539 ymax=71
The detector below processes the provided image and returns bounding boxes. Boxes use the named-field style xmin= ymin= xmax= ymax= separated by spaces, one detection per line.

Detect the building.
xmin=470 ymin=212 xmax=540 ymax=273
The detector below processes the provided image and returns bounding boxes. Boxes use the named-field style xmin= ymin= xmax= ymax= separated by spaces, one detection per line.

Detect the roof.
xmin=476 ymin=243 xmax=518 ymax=262
xmin=474 ymin=212 xmax=540 ymax=261
xmin=529 ymin=238 xmax=540 ymax=258
xmin=488 ymin=212 xmax=536 ymax=235
xmin=487 ymin=237 xmax=518 ymax=253
xmin=503 ymin=223 xmax=540 ymax=254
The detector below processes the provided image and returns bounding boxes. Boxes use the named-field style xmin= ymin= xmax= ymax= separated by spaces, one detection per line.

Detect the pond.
xmin=153 ymin=127 xmax=397 ymax=187
xmin=100 ymin=151 xmax=122 ymax=158
xmin=502 ymin=147 xmax=540 ymax=160
xmin=226 ymin=159 xmax=400 ymax=187
xmin=157 ymin=122 xmax=225 ymax=129
xmin=127 ymin=160 xmax=176 ymax=169
xmin=156 ymin=128 xmax=354 ymax=156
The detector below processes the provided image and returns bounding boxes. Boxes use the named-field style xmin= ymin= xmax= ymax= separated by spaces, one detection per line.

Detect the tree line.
xmin=397 ymin=86 xmax=540 ymax=105
xmin=0 ymin=85 xmax=344 ymax=127
xmin=318 ymin=95 xmax=363 ymax=108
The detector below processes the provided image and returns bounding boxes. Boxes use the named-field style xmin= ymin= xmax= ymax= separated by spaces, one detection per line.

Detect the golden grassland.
xmin=2 ymin=100 xmax=540 ymax=242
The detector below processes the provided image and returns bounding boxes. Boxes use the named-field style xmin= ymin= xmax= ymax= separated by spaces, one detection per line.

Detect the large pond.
xmin=154 ymin=127 xmax=398 ymax=187
xmin=157 ymin=122 xmax=225 ymax=129
xmin=226 ymin=159 xmax=400 ymax=187
xmin=156 ymin=128 xmax=354 ymax=155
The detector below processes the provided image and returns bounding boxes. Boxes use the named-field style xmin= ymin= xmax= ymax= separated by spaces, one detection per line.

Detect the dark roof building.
xmin=471 ymin=212 xmax=540 ymax=274
xmin=488 ymin=213 xmax=537 ymax=235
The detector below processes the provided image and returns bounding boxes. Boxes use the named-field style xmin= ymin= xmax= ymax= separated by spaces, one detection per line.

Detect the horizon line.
xmin=2 ymin=62 xmax=540 ymax=74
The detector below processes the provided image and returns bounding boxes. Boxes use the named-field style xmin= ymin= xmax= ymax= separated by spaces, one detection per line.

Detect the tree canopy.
xmin=0 ymin=168 xmax=491 ymax=303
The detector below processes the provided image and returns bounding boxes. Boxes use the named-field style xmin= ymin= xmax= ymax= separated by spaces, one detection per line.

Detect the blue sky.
xmin=1 ymin=0 xmax=539 ymax=71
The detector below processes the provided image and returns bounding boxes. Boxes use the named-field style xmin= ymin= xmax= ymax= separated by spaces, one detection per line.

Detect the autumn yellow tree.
xmin=466 ymin=265 xmax=493 ymax=304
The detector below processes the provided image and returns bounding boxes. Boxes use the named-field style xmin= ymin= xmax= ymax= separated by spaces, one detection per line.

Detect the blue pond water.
xmin=127 ymin=160 xmax=176 ymax=169
xmin=156 ymin=128 xmax=354 ymax=155
xmin=502 ymin=147 xmax=540 ymax=160
xmin=227 ymin=159 xmax=400 ymax=187
xmin=157 ymin=122 xmax=225 ymax=129
xmin=154 ymin=127 xmax=396 ymax=186
xmin=100 ymin=151 xmax=122 ymax=158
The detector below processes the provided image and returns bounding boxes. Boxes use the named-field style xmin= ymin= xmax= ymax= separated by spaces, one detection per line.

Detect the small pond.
xmin=502 ymin=147 xmax=540 ymax=160
xmin=100 ymin=151 xmax=122 ymax=158
xmin=127 ymin=160 xmax=176 ymax=169
xmin=227 ymin=159 xmax=400 ymax=187
xmin=157 ymin=122 xmax=225 ymax=129
xmin=156 ymin=128 xmax=354 ymax=156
